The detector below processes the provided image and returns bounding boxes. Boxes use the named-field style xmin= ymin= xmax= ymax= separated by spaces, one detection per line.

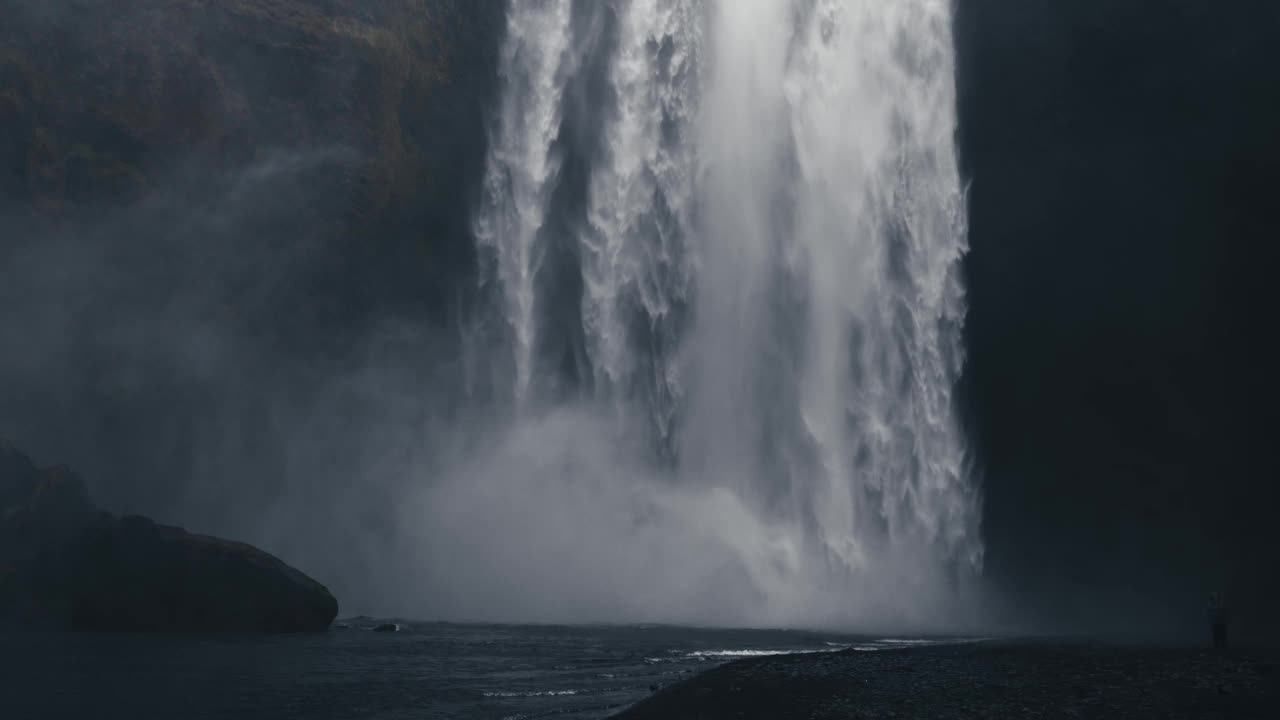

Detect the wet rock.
xmin=69 ymin=515 xmax=338 ymax=632
xmin=372 ymin=623 xmax=401 ymax=633
xmin=1 ymin=440 xmax=338 ymax=632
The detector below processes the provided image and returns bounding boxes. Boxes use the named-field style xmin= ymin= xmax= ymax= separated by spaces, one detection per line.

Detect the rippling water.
xmin=2 ymin=622 xmax=963 ymax=719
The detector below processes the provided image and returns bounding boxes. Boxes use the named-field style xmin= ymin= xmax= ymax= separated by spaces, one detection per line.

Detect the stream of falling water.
xmin=451 ymin=0 xmax=979 ymax=629
xmin=474 ymin=0 xmax=573 ymax=406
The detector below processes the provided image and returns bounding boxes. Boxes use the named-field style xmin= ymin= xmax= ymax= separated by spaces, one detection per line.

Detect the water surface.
xmin=2 ymin=622 xmax=951 ymax=719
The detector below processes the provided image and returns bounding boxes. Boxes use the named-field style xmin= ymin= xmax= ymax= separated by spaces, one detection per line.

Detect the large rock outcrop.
xmin=0 ymin=439 xmax=338 ymax=631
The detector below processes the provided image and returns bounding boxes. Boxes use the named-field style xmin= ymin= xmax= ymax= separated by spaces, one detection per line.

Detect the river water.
xmin=2 ymin=622 xmax=960 ymax=719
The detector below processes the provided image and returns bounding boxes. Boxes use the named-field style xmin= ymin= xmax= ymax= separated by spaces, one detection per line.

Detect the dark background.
xmin=956 ymin=0 xmax=1280 ymax=638
xmin=2 ymin=1 xmax=1277 ymax=639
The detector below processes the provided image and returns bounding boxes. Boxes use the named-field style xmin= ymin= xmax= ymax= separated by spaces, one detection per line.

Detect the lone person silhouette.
xmin=1209 ymin=592 xmax=1229 ymax=651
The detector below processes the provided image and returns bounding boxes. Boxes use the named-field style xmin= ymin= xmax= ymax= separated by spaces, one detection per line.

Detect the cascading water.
xmin=441 ymin=0 xmax=980 ymax=629
xmin=579 ymin=0 xmax=700 ymax=443
xmin=474 ymin=0 xmax=573 ymax=407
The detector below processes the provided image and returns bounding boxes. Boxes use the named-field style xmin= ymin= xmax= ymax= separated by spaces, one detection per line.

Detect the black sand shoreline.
xmin=614 ymin=640 xmax=1278 ymax=719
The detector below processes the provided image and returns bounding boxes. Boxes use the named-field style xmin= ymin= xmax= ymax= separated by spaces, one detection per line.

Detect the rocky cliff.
xmin=1 ymin=0 xmax=502 ymax=324
xmin=0 ymin=1 xmax=504 ymax=544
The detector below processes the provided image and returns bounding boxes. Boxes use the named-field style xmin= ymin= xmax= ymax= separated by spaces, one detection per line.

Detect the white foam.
xmin=686 ymin=644 xmax=857 ymax=658
xmin=483 ymin=689 xmax=581 ymax=698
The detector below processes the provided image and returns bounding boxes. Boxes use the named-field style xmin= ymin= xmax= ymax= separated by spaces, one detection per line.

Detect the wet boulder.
xmin=68 ymin=515 xmax=339 ymax=632
xmin=1 ymin=440 xmax=338 ymax=632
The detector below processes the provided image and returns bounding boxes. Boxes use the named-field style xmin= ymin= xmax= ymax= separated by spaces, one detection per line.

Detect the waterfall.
xmin=474 ymin=0 xmax=573 ymax=407
xmin=454 ymin=0 xmax=979 ymax=628
xmin=579 ymin=0 xmax=701 ymax=448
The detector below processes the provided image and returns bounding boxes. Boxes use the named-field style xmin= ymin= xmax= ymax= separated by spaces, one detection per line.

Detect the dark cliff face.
xmin=0 ymin=1 xmax=506 ymax=554
xmin=1 ymin=0 xmax=502 ymax=325
xmin=955 ymin=0 xmax=1280 ymax=637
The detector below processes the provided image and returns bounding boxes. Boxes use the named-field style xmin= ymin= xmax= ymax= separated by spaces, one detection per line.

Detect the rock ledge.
xmin=1 ymin=440 xmax=338 ymax=632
